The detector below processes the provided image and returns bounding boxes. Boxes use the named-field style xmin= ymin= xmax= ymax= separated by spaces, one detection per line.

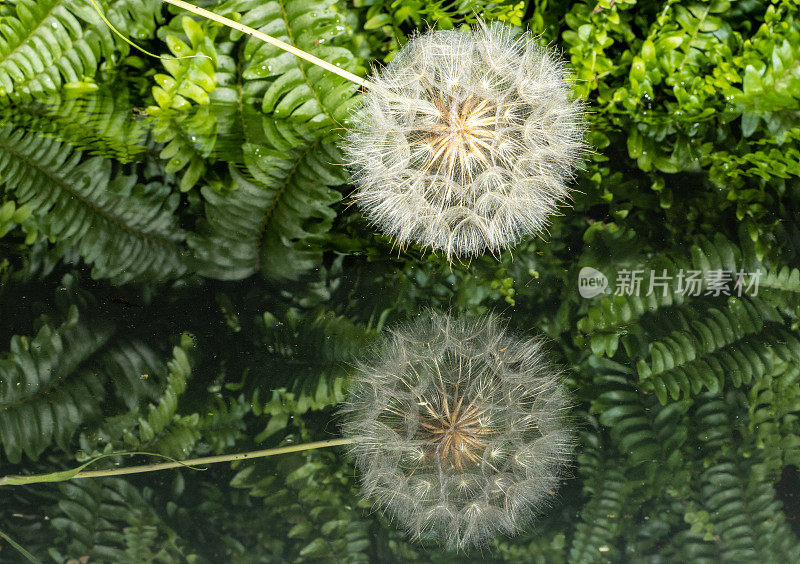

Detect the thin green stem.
xmin=0 ymin=438 xmax=353 ymax=486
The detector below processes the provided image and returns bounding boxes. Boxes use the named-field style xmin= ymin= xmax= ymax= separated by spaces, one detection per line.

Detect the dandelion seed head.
xmin=343 ymin=21 xmax=587 ymax=259
xmin=339 ymin=313 xmax=574 ymax=550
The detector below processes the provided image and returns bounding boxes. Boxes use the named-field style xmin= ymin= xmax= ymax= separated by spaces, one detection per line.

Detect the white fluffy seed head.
xmin=338 ymin=313 xmax=574 ymax=550
xmin=343 ymin=21 xmax=587 ymax=259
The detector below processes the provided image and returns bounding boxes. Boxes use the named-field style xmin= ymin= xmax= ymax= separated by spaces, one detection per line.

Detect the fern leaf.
xmin=0 ymin=0 xmax=161 ymax=103
xmin=229 ymin=447 xmax=370 ymax=562
xmin=592 ymin=371 xmax=690 ymax=467
xmin=0 ymin=304 xmax=166 ymax=463
xmin=151 ymin=14 xmax=217 ymax=111
xmin=198 ymin=395 xmax=250 ymax=452
xmin=0 ymin=306 xmax=108 ymax=463
xmin=0 ymin=126 xmax=188 ymax=284
xmin=79 ymin=334 xmax=201 ymax=460
xmin=636 ymin=298 xmax=787 ymax=403
xmin=246 ymin=308 xmax=379 ymax=439
xmin=691 ymin=393 xmax=800 ymax=562
xmin=747 ymin=359 xmax=800 ymax=478
xmin=189 ymin=137 xmax=345 ymax=281
xmin=1 ymin=90 xmax=148 ymax=163
xmin=51 ymin=478 xmax=189 ymax=562
xmin=568 ymin=431 xmax=632 ymax=563
xmin=218 ymin=0 xmax=364 ymax=128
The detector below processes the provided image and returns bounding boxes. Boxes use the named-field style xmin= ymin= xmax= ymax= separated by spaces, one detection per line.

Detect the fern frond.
xmin=636 ymin=298 xmax=787 ymax=403
xmin=1 ymin=90 xmax=148 ymax=163
xmin=690 ymin=393 xmax=800 ymax=562
xmin=577 ymin=233 xmax=798 ymax=358
xmin=0 ymin=0 xmax=161 ymax=103
xmin=0 ymin=304 xmax=165 ymax=463
xmin=568 ymin=430 xmax=631 ymax=563
xmin=0 ymin=126 xmax=188 ymax=284
xmin=197 ymin=394 xmax=250 ymax=452
xmin=189 ymin=137 xmax=345 ymax=281
xmin=149 ymin=105 xmax=218 ymax=192
xmin=79 ymin=333 xmax=201 ymax=460
xmin=577 ymin=284 xmax=685 ymax=358
xmin=246 ymin=309 xmax=380 ymax=439
xmin=592 ymin=371 xmax=690 ymax=467
xmin=50 ymin=478 xmax=189 ymax=562
xmin=0 ymin=305 xmax=108 ymax=463
xmin=747 ymin=359 xmax=800 ymax=479
xmin=229 ymin=446 xmax=370 ymax=562
xmin=218 ymin=0 xmax=364 ymax=128
xmin=151 ymin=14 xmax=217 ymax=111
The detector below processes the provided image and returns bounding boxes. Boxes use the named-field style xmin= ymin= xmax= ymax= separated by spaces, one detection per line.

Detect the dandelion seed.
xmin=339 ymin=312 xmax=574 ymax=550
xmin=343 ymin=21 xmax=587 ymax=259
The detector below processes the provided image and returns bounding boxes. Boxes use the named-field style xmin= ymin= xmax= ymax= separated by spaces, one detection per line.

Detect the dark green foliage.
xmin=79 ymin=333 xmax=201 ymax=459
xmin=568 ymin=431 xmax=632 ymax=563
xmin=688 ymin=393 xmax=800 ymax=562
xmin=189 ymin=138 xmax=346 ymax=281
xmin=229 ymin=443 xmax=371 ymax=561
xmin=0 ymin=126 xmax=188 ymax=283
xmin=1 ymin=90 xmax=148 ymax=163
xmin=0 ymin=0 xmax=799 ymax=562
xmin=0 ymin=277 xmax=192 ymax=463
xmin=247 ymin=307 xmax=382 ymax=439
xmin=49 ymin=477 xmax=190 ymax=562
xmin=0 ymin=304 xmax=113 ymax=463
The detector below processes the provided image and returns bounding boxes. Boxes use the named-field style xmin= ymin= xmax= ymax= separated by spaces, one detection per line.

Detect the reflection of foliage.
xmin=0 ymin=276 xmax=170 ymax=463
xmin=1 ymin=0 xmax=799 ymax=562
xmin=50 ymin=478 xmax=190 ymax=563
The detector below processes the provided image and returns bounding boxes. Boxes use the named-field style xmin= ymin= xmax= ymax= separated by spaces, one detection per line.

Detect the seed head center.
xmin=419 ymin=391 xmax=490 ymax=471
xmin=415 ymin=91 xmax=498 ymax=182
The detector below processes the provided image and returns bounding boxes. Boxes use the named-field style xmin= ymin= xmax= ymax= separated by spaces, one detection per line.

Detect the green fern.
xmin=0 ymin=90 xmax=148 ymax=163
xmin=0 ymin=305 xmax=109 ymax=463
xmin=746 ymin=358 xmax=800 ymax=480
xmin=592 ymin=371 xmax=690 ymax=467
xmin=568 ymin=429 xmax=632 ymax=563
xmin=0 ymin=197 xmax=37 ymax=244
xmin=79 ymin=333 xmax=201 ymax=460
xmin=689 ymin=392 xmax=800 ymax=562
xmin=147 ymin=16 xmax=258 ymax=192
xmin=0 ymin=126 xmax=188 ymax=284
xmin=217 ymin=0 xmax=364 ymax=128
xmin=0 ymin=0 xmax=161 ymax=102
xmin=635 ymin=298 xmax=793 ymax=403
xmin=577 ymin=232 xmax=797 ymax=359
xmin=197 ymin=394 xmax=250 ymax=452
xmin=189 ymin=136 xmax=345 ymax=281
xmin=250 ymin=308 xmax=381 ymax=440
xmin=50 ymin=478 xmax=190 ymax=562
xmin=149 ymin=105 xmax=220 ymax=193
xmin=0 ymin=303 xmax=169 ymax=463
xmin=151 ymin=14 xmax=218 ymax=111
xmin=230 ymin=443 xmax=370 ymax=562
